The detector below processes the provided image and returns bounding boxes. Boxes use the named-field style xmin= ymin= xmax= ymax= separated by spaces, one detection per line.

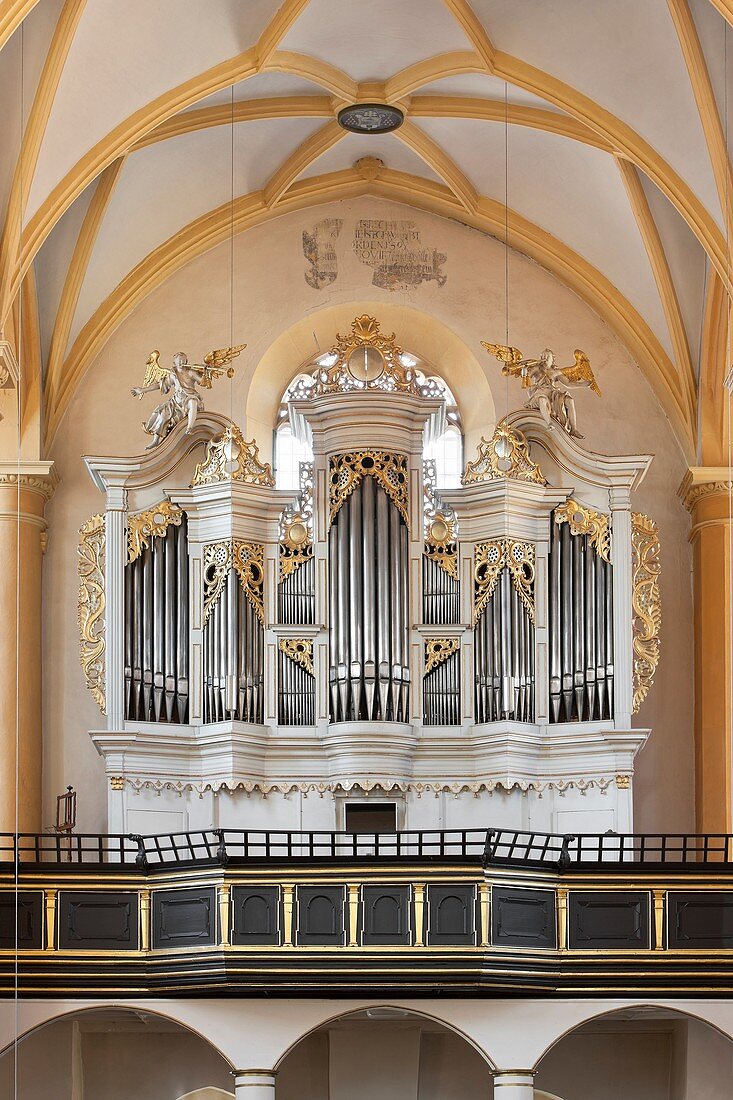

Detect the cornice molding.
xmin=679 ymin=466 xmax=733 ymax=510
xmin=0 ymin=460 xmax=59 ymax=501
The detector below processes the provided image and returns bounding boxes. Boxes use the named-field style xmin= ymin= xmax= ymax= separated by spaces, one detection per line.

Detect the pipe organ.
xmin=81 ymin=315 xmax=661 ymax=838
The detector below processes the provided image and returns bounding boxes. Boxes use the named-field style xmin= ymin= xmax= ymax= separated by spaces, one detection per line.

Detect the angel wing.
xmin=481 ymin=341 xmax=524 ymax=367
xmin=203 ymin=343 xmax=247 ymax=369
xmin=142 ymin=350 xmax=167 ymax=388
xmin=561 ymin=350 xmax=601 ymax=396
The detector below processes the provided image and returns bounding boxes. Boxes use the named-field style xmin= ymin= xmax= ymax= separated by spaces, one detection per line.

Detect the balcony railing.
xmin=2 ymin=828 xmax=733 ymax=868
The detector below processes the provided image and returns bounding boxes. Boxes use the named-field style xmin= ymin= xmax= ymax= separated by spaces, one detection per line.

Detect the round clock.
xmin=347 ymin=345 xmax=385 ymax=383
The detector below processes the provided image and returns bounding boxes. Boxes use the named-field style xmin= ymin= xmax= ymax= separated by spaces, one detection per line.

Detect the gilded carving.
xmin=423 ymin=459 xmax=458 ymax=578
xmin=77 ymin=513 xmax=106 ymax=714
xmin=631 ymin=512 xmax=661 ymax=714
xmin=329 ymin=450 xmax=409 ymax=527
xmin=462 ymin=421 xmax=546 ymax=486
xmin=278 ymin=638 xmax=314 ymax=676
xmin=474 ymin=539 xmax=536 ymax=624
xmin=192 ymin=423 xmax=274 ymax=487
xmin=424 ymin=638 xmax=461 ymax=676
xmin=203 ymin=539 xmax=264 ymax=626
xmin=554 ymin=498 xmax=611 ymax=563
xmin=127 ymin=500 xmax=183 ymax=562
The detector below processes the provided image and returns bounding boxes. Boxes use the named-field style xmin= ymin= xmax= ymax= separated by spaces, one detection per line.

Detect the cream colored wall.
xmin=44 ymin=195 xmax=693 ymax=833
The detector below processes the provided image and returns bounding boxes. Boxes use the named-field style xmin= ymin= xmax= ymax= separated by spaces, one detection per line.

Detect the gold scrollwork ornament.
xmin=462 ymin=420 xmax=546 ymax=486
xmin=424 ymin=637 xmax=461 ymax=676
xmin=192 ymin=423 xmax=274 ymax=487
xmin=203 ymin=539 xmax=265 ymax=625
xmin=329 ymin=450 xmax=409 ymax=527
xmin=554 ymin=498 xmax=611 ymax=563
xmin=631 ymin=512 xmax=661 ymax=713
xmin=127 ymin=500 xmax=183 ymax=562
xmin=423 ymin=510 xmax=458 ymax=579
xmin=77 ymin=513 xmax=106 ymax=714
xmin=474 ymin=539 xmax=536 ymax=623
xmin=278 ymin=638 xmax=314 ymax=676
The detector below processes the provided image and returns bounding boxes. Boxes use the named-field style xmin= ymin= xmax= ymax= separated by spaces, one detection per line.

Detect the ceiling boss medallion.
xmin=337 ymin=103 xmax=404 ymax=135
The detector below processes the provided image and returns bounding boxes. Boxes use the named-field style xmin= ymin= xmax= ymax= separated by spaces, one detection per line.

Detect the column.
xmin=0 ymin=463 xmax=56 ymax=832
xmin=233 ymin=1070 xmax=277 ymax=1098
xmin=681 ymin=470 xmax=733 ymax=833
xmin=493 ymin=1071 xmax=535 ymax=1098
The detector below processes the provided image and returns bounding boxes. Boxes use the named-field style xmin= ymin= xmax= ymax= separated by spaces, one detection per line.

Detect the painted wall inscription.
xmin=302 ymin=217 xmax=343 ymax=289
xmin=352 ymin=219 xmax=447 ymax=290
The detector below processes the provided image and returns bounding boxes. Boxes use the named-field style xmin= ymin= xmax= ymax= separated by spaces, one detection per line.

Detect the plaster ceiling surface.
xmin=0 ymin=0 xmax=730 ymax=454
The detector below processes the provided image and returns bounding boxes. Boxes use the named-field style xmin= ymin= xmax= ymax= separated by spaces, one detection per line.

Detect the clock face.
xmin=347 ymin=345 xmax=385 ymax=383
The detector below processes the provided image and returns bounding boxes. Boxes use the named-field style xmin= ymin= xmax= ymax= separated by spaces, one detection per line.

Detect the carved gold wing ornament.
xmin=631 ymin=512 xmax=661 ymax=713
xmin=278 ymin=638 xmax=314 ymax=676
xmin=77 ymin=513 xmax=106 ymax=714
xmin=203 ymin=539 xmax=265 ymax=625
xmin=192 ymin=423 xmax=274 ymax=487
xmin=127 ymin=500 xmax=183 ymax=562
xmin=329 ymin=450 xmax=409 ymax=527
xmin=554 ymin=498 xmax=611 ymax=563
xmin=474 ymin=539 xmax=536 ymax=624
xmin=199 ymin=344 xmax=246 ymax=388
xmin=462 ymin=420 xmax=546 ymax=486
xmin=424 ymin=638 xmax=461 ymax=677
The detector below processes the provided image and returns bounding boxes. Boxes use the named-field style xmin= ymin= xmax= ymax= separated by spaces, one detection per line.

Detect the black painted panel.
xmin=362 ymin=886 xmax=411 ymax=946
xmin=297 ymin=886 xmax=345 ymax=946
xmin=59 ymin=892 xmax=138 ymax=950
xmin=232 ymin=886 xmax=280 ymax=946
xmin=153 ymin=888 xmax=215 ymax=949
xmin=492 ymin=887 xmax=556 ymax=948
xmin=428 ymin=884 xmax=476 ymax=946
xmin=569 ymin=892 xmax=650 ymax=949
xmin=669 ymin=892 xmax=733 ymax=949
xmin=0 ymin=891 xmax=43 ymax=948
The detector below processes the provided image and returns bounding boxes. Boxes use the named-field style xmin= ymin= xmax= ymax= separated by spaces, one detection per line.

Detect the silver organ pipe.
xmin=328 ymin=477 xmax=410 ymax=722
xmin=474 ymin=542 xmax=535 ymax=723
xmin=548 ymin=515 xmax=613 ymax=722
xmin=124 ymin=515 xmax=189 ymax=723
xmin=278 ymin=553 xmax=315 ymax=624
xmin=278 ymin=646 xmax=315 ymax=726
xmin=423 ymin=647 xmax=460 ymax=725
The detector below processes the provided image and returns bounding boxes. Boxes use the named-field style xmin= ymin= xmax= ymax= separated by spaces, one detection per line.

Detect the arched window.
xmin=424 ymin=423 xmax=463 ymax=489
xmin=274 ymin=420 xmax=312 ymax=490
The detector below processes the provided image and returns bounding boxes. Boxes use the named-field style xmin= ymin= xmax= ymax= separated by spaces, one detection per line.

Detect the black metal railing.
xmin=1 ymin=828 xmax=733 ymax=869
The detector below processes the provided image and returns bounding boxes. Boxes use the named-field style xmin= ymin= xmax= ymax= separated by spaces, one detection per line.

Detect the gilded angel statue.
xmin=482 ymin=342 xmax=601 ymax=439
xmin=131 ymin=345 xmax=246 ymax=448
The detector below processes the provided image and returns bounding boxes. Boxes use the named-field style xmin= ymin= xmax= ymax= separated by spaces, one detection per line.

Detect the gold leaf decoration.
xmin=554 ymin=498 xmax=611 ymax=563
xmin=462 ymin=420 xmax=546 ymax=486
xmin=202 ymin=539 xmax=265 ymax=625
xmin=278 ymin=638 xmax=314 ymax=676
xmin=192 ymin=423 xmax=274 ymax=487
xmin=474 ymin=539 xmax=536 ymax=623
xmin=631 ymin=512 xmax=661 ymax=714
xmin=77 ymin=513 xmax=106 ymax=714
xmin=424 ymin=637 xmax=461 ymax=676
xmin=329 ymin=450 xmax=409 ymax=527
xmin=127 ymin=500 xmax=183 ymax=562
xmin=424 ymin=510 xmax=458 ymax=579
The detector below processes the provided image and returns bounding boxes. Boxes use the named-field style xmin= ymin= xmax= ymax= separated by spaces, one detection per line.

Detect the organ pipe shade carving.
xmin=462 ymin=421 xmax=546 ymax=485
xmin=278 ymin=462 xmax=315 ymax=623
xmin=548 ymin=515 xmax=613 ymax=723
xmin=424 ymin=638 xmax=460 ymax=675
xmin=329 ymin=475 xmax=410 ymax=722
xmin=203 ymin=566 xmax=263 ymax=724
xmin=279 ymin=638 xmax=314 ymax=676
xmin=124 ymin=513 xmax=189 ymax=723
xmin=631 ymin=512 xmax=661 ymax=714
xmin=191 ymin=423 xmax=274 ymax=487
xmin=474 ymin=540 xmax=535 ymax=624
xmin=77 ymin=513 xmax=106 ymax=714
xmin=329 ymin=451 xmax=409 ymax=527
xmin=423 ymin=646 xmax=461 ymax=726
xmin=554 ymin=498 xmax=611 ymax=562
xmin=203 ymin=540 xmax=264 ymax=626
xmin=127 ymin=500 xmax=183 ymax=562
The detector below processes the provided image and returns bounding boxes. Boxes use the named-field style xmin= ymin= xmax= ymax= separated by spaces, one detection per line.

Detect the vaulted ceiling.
xmin=0 ymin=0 xmax=731 ymax=458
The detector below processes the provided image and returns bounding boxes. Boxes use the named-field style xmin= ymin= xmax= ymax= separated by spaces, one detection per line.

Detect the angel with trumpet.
xmin=131 ymin=345 xmax=246 ymax=448
xmin=482 ymin=343 xmax=601 ymax=439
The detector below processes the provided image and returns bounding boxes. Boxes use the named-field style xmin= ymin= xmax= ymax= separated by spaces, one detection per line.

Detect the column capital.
xmin=679 ymin=466 xmax=733 ymax=513
xmin=233 ymin=1069 xmax=277 ymax=1096
xmin=0 ymin=461 xmax=58 ymax=503
xmin=493 ymin=1071 xmax=535 ymax=1097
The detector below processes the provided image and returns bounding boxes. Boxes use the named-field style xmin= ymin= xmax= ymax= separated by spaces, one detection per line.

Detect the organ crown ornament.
xmin=192 ymin=423 xmax=274 ymax=487
xmin=462 ymin=420 xmax=546 ymax=485
xmin=131 ymin=344 xmax=246 ymax=448
xmin=483 ymin=342 xmax=600 ymax=439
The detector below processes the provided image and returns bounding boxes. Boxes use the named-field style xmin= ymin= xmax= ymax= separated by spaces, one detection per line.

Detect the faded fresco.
xmin=302 ymin=217 xmax=343 ymax=289
xmin=302 ymin=216 xmax=447 ymax=291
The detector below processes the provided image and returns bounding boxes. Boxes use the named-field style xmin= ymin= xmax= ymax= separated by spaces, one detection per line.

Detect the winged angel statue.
xmin=131 ymin=345 xmax=246 ymax=448
xmin=482 ymin=343 xmax=601 ymax=439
